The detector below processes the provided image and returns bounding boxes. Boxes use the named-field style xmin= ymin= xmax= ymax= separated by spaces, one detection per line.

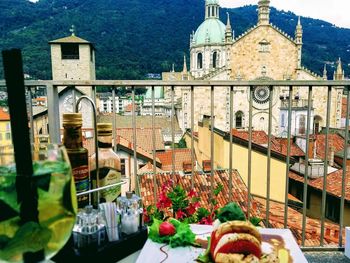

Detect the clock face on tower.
xmin=63 ymin=94 xmax=82 ymax=112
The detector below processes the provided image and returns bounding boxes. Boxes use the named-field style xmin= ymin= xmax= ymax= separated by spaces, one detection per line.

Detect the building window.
xmin=6 ymin=123 xmax=10 ymax=132
xmin=259 ymin=39 xmax=270 ymax=53
xmin=212 ymin=51 xmax=218 ymax=68
xmin=0 ymin=133 xmax=2 ymax=141
xmin=235 ymin=111 xmax=244 ymax=128
xmin=5 ymin=133 xmax=11 ymax=140
xmin=281 ymin=114 xmax=285 ymax=127
xmin=197 ymin=53 xmax=203 ymax=69
xmin=90 ymin=48 xmax=94 ymax=62
xmin=61 ymin=43 xmax=79 ymax=60
xmin=121 ymin=159 xmax=126 ymax=176
xmin=326 ymin=195 xmax=340 ymax=223
xmin=299 ymin=115 xmax=306 ymax=135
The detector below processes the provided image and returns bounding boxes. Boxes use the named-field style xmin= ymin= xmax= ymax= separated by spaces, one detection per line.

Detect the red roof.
xmin=271 ymin=138 xmax=305 ymax=157
xmin=137 ymin=162 xmax=164 ymax=174
xmin=314 ymin=134 xmax=345 ymax=160
xmin=0 ymin=108 xmax=10 ymax=121
xmin=232 ymin=129 xmax=304 ymax=157
xmin=232 ymin=129 xmax=268 ymax=145
xmin=83 ymin=135 xmax=161 ymax=164
xmin=117 ymin=128 xmax=165 ymax=152
xmin=156 ymin=149 xmax=193 ymax=171
xmin=289 ymin=169 xmax=350 ymax=201
xmin=255 ymin=197 xmax=342 ymax=246
xmin=140 ymin=170 xmax=342 ymax=246
xmin=139 ymin=170 xmax=262 ymax=219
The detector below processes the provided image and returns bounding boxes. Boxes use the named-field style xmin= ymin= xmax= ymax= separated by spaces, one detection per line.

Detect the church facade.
xmin=164 ymin=0 xmax=343 ymax=136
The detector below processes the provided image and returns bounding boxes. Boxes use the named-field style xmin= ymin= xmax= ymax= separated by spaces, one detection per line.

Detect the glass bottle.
xmin=63 ymin=113 xmax=89 ymax=208
xmin=90 ymin=123 xmax=121 ymax=205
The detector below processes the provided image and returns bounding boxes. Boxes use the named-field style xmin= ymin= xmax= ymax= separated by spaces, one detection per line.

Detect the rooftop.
xmin=156 ymin=148 xmax=193 ymax=171
xmin=140 ymin=169 xmax=342 ymax=246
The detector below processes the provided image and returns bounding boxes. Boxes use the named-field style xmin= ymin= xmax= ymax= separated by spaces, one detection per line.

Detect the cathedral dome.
xmin=193 ymin=18 xmax=226 ymax=45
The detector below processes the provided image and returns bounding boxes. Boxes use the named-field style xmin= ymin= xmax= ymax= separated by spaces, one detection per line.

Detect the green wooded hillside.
xmin=0 ymin=0 xmax=349 ymax=80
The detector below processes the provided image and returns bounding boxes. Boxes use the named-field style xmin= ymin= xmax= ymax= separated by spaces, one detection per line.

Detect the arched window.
xmin=213 ymin=51 xmax=218 ymax=68
xmin=197 ymin=53 xmax=203 ymax=69
xmin=235 ymin=111 xmax=244 ymax=128
xmin=314 ymin=115 xmax=322 ymax=134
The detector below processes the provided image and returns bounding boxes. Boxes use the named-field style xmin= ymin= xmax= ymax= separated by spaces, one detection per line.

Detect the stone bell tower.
xmin=49 ymin=25 xmax=96 ymax=81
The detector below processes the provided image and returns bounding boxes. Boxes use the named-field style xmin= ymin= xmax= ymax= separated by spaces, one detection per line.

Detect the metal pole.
xmin=112 ymin=86 xmax=117 ymax=152
xmin=46 ymin=84 xmax=61 ymax=144
xmin=320 ymin=86 xmax=332 ymax=245
xmin=284 ymin=86 xmax=293 ymax=227
xmin=152 ymin=86 xmax=157 ymax=201
xmin=191 ymin=85 xmax=195 ymax=188
xmin=229 ymin=86 xmax=233 ymax=201
xmin=266 ymin=86 xmax=273 ymax=226
xmin=339 ymin=85 xmax=350 ymax=246
xmin=171 ymin=86 xmax=175 ymax=176
xmin=301 ymin=86 xmax=313 ymax=246
xmin=210 ymin=85 xmax=214 ymax=199
xmin=132 ymin=87 xmax=138 ymax=195
xmin=248 ymin=86 xmax=253 ymax=220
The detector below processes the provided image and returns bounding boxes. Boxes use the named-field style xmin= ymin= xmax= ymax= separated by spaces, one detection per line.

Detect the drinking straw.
xmin=2 ymin=49 xmax=44 ymax=262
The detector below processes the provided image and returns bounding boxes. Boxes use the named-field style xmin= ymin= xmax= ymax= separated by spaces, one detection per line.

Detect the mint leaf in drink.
xmin=34 ymin=173 xmax=51 ymax=192
xmin=0 ymin=222 xmax=52 ymax=261
xmin=0 ymin=200 xmax=18 ymax=221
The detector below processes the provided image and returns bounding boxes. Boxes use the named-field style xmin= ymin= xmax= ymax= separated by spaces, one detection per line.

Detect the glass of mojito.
xmin=0 ymin=144 xmax=77 ymax=262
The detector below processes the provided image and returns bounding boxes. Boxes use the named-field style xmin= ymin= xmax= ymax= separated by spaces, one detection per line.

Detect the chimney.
xmin=183 ymin=161 xmax=192 ymax=173
xmin=308 ymin=137 xmax=316 ymax=159
xmin=334 ymin=229 xmax=339 ymax=239
xmin=202 ymin=160 xmax=211 ymax=172
xmin=325 ymin=227 xmax=331 ymax=237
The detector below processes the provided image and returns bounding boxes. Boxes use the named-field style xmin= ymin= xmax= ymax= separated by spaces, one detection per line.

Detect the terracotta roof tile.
xmin=232 ymin=129 xmax=268 ymax=145
xmin=156 ymin=149 xmax=193 ymax=171
xmin=117 ymin=128 xmax=165 ymax=152
xmin=139 ymin=170 xmax=262 ymax=218
xmin=289 ymin=169 xmax=350 ymax=201
xmin=272 ymin=138 xmax=305 ymax=157
xmin=255 ymin=197 xmax=343 ymax=246
xmin=140 ymin=169 xmax=342 ymax=246
xmin=314 ymin=134 xmax=345 ymax=160
xmin=137 ymin=162 xmax=164 ymax=174
xmin=83 ymin=135 xmax=161 ymax=164
xmin=0 ymin=108 xmax=10 ymax=121
xmin=232 ymin=129 xmax=304 ymax=157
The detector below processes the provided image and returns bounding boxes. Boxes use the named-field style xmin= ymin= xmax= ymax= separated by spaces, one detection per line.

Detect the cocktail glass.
xmin=0 ymin=144 xmax=77 ymax=262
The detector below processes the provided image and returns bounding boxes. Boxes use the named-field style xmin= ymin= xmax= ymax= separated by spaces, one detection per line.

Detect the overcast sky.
xmin=219 ymin=0 xmax=350 ymax=29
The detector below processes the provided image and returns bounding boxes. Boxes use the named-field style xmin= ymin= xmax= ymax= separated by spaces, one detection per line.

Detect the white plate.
xmin=136 ymin=224 xmax=307 ymax=263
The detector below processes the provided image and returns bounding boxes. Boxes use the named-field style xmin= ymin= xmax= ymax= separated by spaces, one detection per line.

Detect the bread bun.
xmin=215 ymin=220 xmax=261 ymax=243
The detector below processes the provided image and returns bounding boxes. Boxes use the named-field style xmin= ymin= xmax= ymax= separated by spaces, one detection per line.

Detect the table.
xmin=135 ymin=225 xmax=307 ymax=263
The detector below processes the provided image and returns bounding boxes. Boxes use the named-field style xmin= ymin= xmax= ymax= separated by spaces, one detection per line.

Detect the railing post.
xmin=46 ymin=83 xmax=61 ymax=144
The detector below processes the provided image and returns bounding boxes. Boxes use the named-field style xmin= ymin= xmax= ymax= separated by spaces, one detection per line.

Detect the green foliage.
xmin=196 ymin=207 xmax=210 ymax=222
xmin=167 ymin=185 xmax=189 ymax=214
xmin=148 ymin=218 xmax=196 ymax=248
xmin=249 ymin=216 xmax=262 ymax=226
xmin=197 ymin=237 xmax=213 ymax=263
xmin=0 ymin=1 xmax=349 ymax=80
xmin=217 ymin=202 xmax=246 ymax=223
xmin=177 ymin=138 xmax=187 ymax=148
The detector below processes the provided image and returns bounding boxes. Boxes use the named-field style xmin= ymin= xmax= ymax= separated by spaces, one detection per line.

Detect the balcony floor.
xmin=304 ymin=252 xmax=350 ymax=262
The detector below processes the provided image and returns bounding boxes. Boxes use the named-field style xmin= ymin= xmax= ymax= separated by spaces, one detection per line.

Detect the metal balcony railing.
xmin=0 ymin=79 xmax=350 ymax=252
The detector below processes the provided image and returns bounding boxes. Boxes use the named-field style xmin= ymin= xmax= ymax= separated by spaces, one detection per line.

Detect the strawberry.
xmin=159 ymin=221 xmax=176 ymax=236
